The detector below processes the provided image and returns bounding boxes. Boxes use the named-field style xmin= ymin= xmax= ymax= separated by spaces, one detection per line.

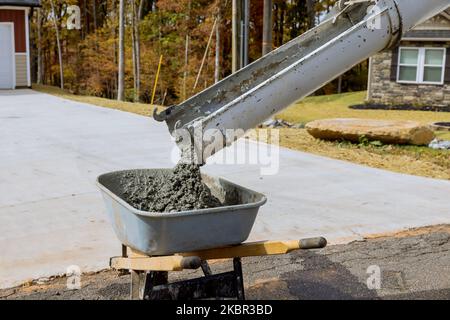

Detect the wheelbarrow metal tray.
xmin=97 ymin=169 xmax=267 ymax=256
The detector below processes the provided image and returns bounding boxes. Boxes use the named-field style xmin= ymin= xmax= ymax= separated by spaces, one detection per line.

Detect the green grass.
xmin=277 ymin=91 xmax=450 ymax=125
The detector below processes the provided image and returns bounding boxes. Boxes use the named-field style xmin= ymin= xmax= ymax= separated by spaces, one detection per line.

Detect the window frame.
xmin=397 ymin=47 xmax=446 ymax=85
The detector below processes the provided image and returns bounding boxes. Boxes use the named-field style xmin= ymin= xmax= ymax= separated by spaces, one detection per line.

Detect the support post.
xmin=232 ymin=0 xmax=249 ymax=72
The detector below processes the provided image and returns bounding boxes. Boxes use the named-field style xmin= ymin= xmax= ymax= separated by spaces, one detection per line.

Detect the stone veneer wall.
xmin=368 ymin=41 xmax=450 ymax=107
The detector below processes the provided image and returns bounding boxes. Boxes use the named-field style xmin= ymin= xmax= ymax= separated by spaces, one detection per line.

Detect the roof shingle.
xmin=0 ymin=0 xmax=40 ymax=7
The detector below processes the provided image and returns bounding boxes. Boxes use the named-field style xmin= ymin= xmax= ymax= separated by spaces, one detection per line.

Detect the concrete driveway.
xmin=1 ymin=89 xmax=449 ymax=289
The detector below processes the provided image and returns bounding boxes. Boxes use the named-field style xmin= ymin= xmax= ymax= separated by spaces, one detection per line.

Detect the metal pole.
xmin=215 ymin=12 xmax=221 ymax=83
xmin=117 ymin=0 xmax=125 ymax=100
xmin=232 ymin=0 xmax=240 ymax=73
xmin=232 ymin=0 xmax=249 ymax=72
xmin=242 ymin=0 xmax=250 ymax=67
xmin=262 ymin=0 xmax=273 ymax=56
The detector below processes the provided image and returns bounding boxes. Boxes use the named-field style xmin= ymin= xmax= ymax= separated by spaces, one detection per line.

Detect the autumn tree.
xmin=31 ymin=0 xmax=367 ymax=104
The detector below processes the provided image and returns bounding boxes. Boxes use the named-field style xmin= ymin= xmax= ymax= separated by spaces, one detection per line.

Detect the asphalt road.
xmin=2 ymin=226 xmax=449 ymax=300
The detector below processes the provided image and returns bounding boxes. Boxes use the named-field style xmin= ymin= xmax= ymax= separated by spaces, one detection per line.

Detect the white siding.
xmin=15 ymin=54 xmax=27 ymax=87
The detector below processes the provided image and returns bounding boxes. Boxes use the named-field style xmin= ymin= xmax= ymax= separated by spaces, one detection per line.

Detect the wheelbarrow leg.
xmin=130 ymin=270 xmax=145 ymax=300
xmin=233 ymin=258 xmax=245 ymax=300
xmin=131 ymin=271 xmax=169 ymax=300
xmin=142 ymin=272 xmax=169 ymax=300
xmin=201 ymin=261 xmax=212 ymax=276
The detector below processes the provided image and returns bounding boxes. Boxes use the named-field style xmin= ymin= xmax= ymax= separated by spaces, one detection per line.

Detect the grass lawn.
xmin=277 ymin=91 xmax=450 ymax=126
xmin=276 ymin=129 xmax=450 ymax=180
xmin=33 ymin=85 xmax=450 ymax=180
xmin=32 ymin=84 xmax=160 ymax=117
xmin=275 ymin=91 xmax=450 ymax=180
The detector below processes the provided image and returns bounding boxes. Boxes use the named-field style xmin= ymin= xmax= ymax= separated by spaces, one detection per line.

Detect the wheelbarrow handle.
xmin=110 ymin=255 xmax=202 ymax=271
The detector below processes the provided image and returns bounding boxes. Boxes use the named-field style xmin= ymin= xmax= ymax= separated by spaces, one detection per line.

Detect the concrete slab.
xmin=1 ymin=89 xmax=449 ymax=289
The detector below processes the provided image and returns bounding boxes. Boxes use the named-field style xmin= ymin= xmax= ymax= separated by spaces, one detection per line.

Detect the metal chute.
xmin=155 ymin=0 xmax=450 ymax=163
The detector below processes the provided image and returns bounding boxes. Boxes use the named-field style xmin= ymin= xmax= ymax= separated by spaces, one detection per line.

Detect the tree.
xmin=36 ymin=8 xmax=42 ymax=85
xmin=306 ymin=0 xmax=316 ymax=28
xmin=32 ymin=0 xmax=366 ymax=103
xmin=118 ymin=0 xmax=125 ymax=101
xmin=131 ymin=0 xmax=144 ymax=102
xmin=50 ymin=0 xmax=64 ymax=89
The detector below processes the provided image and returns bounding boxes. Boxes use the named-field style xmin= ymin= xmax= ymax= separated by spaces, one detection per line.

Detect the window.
xmin=397 ymin=47 xmax=446 ymax=85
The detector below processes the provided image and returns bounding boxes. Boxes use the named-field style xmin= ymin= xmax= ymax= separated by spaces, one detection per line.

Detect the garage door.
xmin=0 ymin=23 xmax=15 ymax=89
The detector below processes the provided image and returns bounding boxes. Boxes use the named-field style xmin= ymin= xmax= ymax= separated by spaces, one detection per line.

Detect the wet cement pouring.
xmin=121 ymin=163 xmax=222 ymax=213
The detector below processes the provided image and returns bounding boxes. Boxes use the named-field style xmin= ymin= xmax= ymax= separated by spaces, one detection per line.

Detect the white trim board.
xmin=402 ymin=37 xmax=450 ymax=41
xmin=0 ymin=6 xmax=28 ymax=11
xmin=25 ymin=6 xmax=30 ymax=87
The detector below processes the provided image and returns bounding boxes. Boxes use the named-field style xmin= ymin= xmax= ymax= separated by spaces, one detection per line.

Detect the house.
xmin=367 ymin=9 xmax=450 ymax=107
xmin=0 ymin=0 xmax=40 ymax=89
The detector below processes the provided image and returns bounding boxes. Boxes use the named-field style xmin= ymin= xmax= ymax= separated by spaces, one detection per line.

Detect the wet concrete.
xmin=121 ymin=163 xmax=222 ymax=212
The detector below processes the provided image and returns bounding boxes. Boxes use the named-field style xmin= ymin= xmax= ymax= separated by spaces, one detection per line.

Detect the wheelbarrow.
xmin=97 ymin=169 xmax=327 ymax=300
xmin=97 ymin=169 xmax=267 ymax=255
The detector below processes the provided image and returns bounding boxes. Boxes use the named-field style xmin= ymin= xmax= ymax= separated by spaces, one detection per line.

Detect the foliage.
xmin=31 ymin=0 xmax=368 ymax=105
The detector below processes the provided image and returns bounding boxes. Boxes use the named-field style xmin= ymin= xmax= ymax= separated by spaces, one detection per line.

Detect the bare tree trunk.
xmin=131 ymin=0 xmax=143 ymax=102
xmin=118 ymin=0 xmax=125 ymax=101
xmin=262 ymin=0 xmax=273 ymax=56
xmin=337 ymin=76 xmax=343 ymax=94
xmin=92 ymin=0 xmax=97 ymax=31
xmin=306 ymin=0 xmax=316 ymax=29
xmin=214 ymin=9 xmax=221 ymax=83
xmin=182 ymin=1 xmax=191 ymax=100
xmin=37 ymin=8 xmax=42 ymax=85
xmin=193 ymin=18 xmax=217 ymax=91
xmin=131 ymin=0 xmax=137 ymax=101
xmin=279 ymin=3 xmax=285 ymax=46
xmin=137 ymin=0 xmax=143 ymax=101
xmin=110 ymin=1 xmax=117 ymax=98
xmin=82 ymin=0 xmax=87 ymax=39
xmin=93 ymin=0 xmax=100 ymax=83
xmin=50 ymin=0 xmax=64 ymax=89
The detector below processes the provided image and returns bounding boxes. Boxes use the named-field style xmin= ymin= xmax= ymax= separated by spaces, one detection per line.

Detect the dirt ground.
xmin=1 ymin=225 xmax=449 ymax=300
xmin=276 ymin=129 xmax=450 ymax=180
